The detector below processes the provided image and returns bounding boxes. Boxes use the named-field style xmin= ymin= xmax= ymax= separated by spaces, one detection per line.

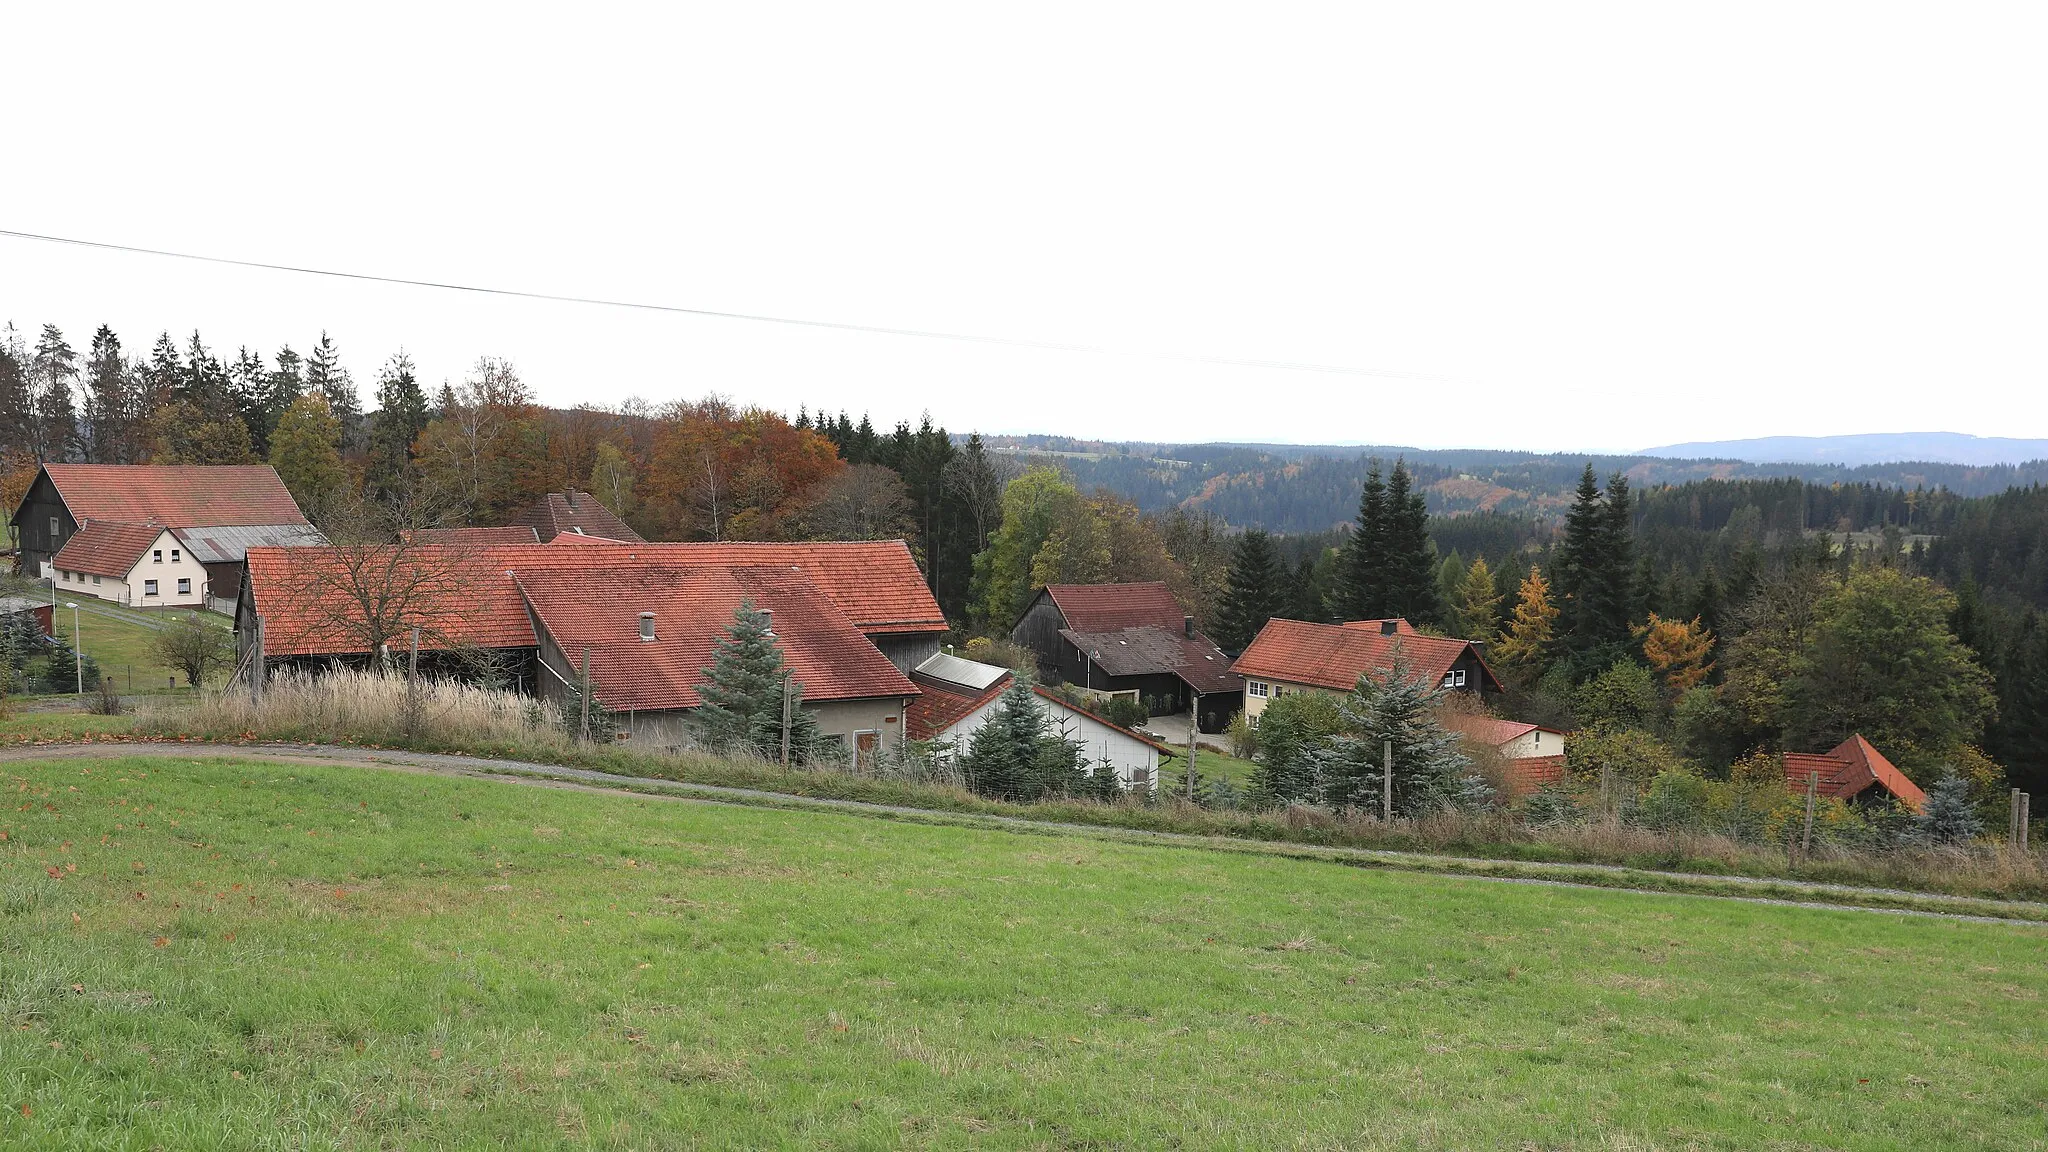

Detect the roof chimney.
xmin=1183 ymin=614 xmax=1195 ymax=638
xmin=566 ymin=490 xmax=578 ymax=508
xmin=1380 ymin=620 xmax=1398 ymax=636
xmin=759 ymin=607 xmax=774 ymax=637
xmin=638 ymin=612 xmax=656 ymax=642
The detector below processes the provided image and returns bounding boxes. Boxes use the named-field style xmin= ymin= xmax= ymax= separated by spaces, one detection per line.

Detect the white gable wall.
xmin=940 ymin=691 xmax=1161 ymax=790
xmin=51 ymin=529 xmax=208 ymax=608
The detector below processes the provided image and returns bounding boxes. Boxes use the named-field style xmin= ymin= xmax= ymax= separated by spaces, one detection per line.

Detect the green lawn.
xmin=50 ymin=603 xmax=225 ymax=695
xmin=2 ymin=755 xmax=2044 ymax=1150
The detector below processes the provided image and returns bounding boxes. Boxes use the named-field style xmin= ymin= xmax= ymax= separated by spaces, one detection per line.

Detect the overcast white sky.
xmin=4 ymin=3 xmax=2044 ymax=452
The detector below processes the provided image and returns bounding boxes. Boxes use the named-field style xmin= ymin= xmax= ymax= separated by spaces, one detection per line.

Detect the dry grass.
xmin=161 ymin=667 xmax=573 ymax=752
xmin=125 ymin=669 xmax=2048 ymax=903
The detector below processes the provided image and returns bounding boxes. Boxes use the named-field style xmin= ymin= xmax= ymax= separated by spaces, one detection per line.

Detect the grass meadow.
xmin=2 ymin=753 xmax=2044 ymax=1149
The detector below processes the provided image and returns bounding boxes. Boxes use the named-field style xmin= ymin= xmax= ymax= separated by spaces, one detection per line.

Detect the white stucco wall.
xmin=939 ymin=692 xmax=1161 ymax=789
xmin=1497 ymin=729 xmax=1565 ymax=759
xmin=51 ymin=530 xmax=208 ymax=608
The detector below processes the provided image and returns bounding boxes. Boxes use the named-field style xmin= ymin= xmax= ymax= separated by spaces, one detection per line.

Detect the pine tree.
xmin=1492 ymin=565 xmax=1558 ymax=685
xmin=1601 ymin=472 xmax=1638 ymax=639
xmin=30 ymin=324 xmax=80 ymax=462
xmin=690 ymin=599 xmax=797 ymax=754
xmin=1914 ymin=771 xmax=1983 ymax=845
xmin=1453 ymin=556 xmax=1503 ymax=642
xmin=1215 ymin=528 xmax=1285 ymax=651
xmin=269 ymin=393 xmax=348 ymax=521
xmin=305 ymin=332 xmax=361 ymax=452
xmin=1986 ymin=611 xmax=2048 ymax=790
xmin=1337 ymin=460 xmax=1388 ymax=620
xmin=366 ymin=353 xmax=429 ymax=500
xmin=180 ymin=332 xmax=233 ymax=410
xmin=1089 ymin=758 xmax=1125 ymax=801
xmin=1689 ymin=563 xmax=1726 ymax=636
xmin=140 ymin=331 xmax=182 ymax=416
xmin=1381 ymin=460 xmax=1437 ymax=624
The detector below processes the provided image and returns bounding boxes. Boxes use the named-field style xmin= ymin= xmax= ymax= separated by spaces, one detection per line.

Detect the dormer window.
xmin=638 ymin=612 xmax=656 ymax=642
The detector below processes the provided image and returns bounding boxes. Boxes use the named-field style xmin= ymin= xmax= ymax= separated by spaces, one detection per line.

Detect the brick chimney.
xmin=1183 ymin=614 xmax=1195 ymax=638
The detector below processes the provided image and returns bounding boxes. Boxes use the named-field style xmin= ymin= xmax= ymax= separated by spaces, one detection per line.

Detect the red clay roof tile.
xmin=1043 ymin=582 xmax=1186 ymax=632
xmin=404 ymin=526 xmax=541 ymax=546
xmin=507 ymin=491 xmax=645 ymax=543
xmin=514 ymin=564 xmax=915 ymax=711
xmin=1784 ymin=737 xmax=1926 ymax=809
xmin=51 ymin=521 xmax=172 ymax=578
xmin=37 ymin=464 xmax=308 ymax=527
xmin=1232 ymin=618 xmax=1500 ymax=694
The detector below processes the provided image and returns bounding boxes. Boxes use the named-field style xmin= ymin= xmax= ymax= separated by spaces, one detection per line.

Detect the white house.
xmin=906 ymin=651 xmax=1168 ymax=790
xmin=50 ymin=522 xmax=210 ymax=608
xmin=1444 ymin=714 xmax=1567 ymax=760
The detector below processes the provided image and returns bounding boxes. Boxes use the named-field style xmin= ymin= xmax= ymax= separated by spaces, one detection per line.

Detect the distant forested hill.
xmin=983 ymin=436 xmax=2048 ymax=534
xmin=1640 ymin=431 xmax=2048 ymax=467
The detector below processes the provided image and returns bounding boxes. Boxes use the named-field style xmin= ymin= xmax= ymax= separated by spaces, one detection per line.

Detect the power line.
xmin=0 ymin=227 xmax=1457 ymax=384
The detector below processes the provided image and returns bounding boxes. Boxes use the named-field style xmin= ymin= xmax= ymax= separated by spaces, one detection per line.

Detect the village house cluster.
xmin=5 ymin=462 xmax=1926 ymax=807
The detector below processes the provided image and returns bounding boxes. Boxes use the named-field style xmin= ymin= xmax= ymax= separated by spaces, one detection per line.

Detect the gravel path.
xmin=5 ymin=740 xmax=2044 ymax=926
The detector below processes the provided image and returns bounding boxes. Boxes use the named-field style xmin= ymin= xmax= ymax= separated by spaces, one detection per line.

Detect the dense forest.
xmin=986 ymin=435 xmax=2048 ymax=532
xmin=5 ymin=318 xmax=2045 ymax=801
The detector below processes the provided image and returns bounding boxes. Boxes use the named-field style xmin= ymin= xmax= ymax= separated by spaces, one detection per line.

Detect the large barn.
xmin=9 ymin=464 xmax=322 ymax=613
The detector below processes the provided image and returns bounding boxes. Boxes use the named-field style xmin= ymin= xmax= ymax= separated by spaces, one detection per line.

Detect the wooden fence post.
xmin=250 ymin=615 xmax=265 ymax=708
xmin=780 ymin=672 xmax=793 ymax=769
xmin=1382 ymin=739 xmax=1393 ymax=821
xmin=578 ymin=647 xmax=593 ymax=743
xmin=1802 ymin=771 xmax=1818 ymax=857
xmin=406 ymin=627 xmax=421 ymax=741
xmin=2015 ymin=788 xmax=2025 ymax=851
xmin=2023 ymin=792 xmax=2032 ymax=851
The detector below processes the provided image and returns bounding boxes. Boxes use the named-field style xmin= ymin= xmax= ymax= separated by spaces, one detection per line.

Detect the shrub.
xmin=1636 ymin=770 xmax=1710 ymax=832
xmin=1099 ymin=696 xmax=1149 ymax=730
xmin=1226 ymin=709 xmax=1257 ymax=759
xmin=1576 ymin=661 xmax=1663 ymax=732
xmin=86 ymin=675 xmax=123 ymax=716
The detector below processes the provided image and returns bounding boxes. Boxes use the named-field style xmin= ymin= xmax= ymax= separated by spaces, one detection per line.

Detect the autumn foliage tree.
xmin=1491 ymin=565 xmax=1558 ymax=684
xmin=644 ymin=398 xmax=842 ymax=540
xmin=1636 ymin=613 xmax=1715 ymax=702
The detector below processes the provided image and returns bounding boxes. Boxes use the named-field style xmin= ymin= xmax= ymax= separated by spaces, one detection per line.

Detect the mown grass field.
xmin=2 ymin=755 xmax=2045 ymax=1150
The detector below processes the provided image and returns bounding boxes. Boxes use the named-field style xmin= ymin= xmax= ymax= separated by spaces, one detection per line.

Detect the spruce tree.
xmin=305 ymin=332 xmax=361 ymax=451
xmin=140 ymin=332 xmax=182 ymax=414
xmin=1337 ymin=460 xmax=1388 ymax=620
xmin=1987 ymin=610 xmax=2048 ymax=791
xmin=366 ymin=353 xmax=429 ymax=500
xmin=1216 ymin=528 xmax=1285 ymax=651
xmin=31 ymin=324 xmax=80 ymax=462
xmin=1311 ymin=651 xmax=1481 ymax=816
xmin=1381 ymin=460 xmax=1437 ymax=624
xmin=1553 ymin=464 xmax=1605 ymax=648
xmin=691 ymin=600 xmax=797 ymax=754
xmin=82 ymin=325 xmax=134 ymax=463
xmin=1914 ymin=771 xmax=1983 ymax=845
xmin=0 ymin=326 xmax=31 ymax=458
xmin=1284 ymin=553 xmax=1328 ymax=623
xmin=959 ymin=677 xmax=1045 ymax=800
xmin=230 ymin=346 xmax=273 ymax=455
xmin=1600 ymin=472 xmax=1637 ymax=641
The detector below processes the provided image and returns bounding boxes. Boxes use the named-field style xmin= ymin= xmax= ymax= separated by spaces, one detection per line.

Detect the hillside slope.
xmin=1639 ymin=431 xmax=2048 ymax=467
xmin=3 ymin=754 xmax=2042 ymax=1148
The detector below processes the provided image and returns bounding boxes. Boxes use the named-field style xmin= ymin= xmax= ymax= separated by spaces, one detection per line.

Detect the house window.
xmin=153 ymin=549 xmax=163 ymax=564
xmin=49 ymin=516 xmax=59 ymax=538
xmin=1247 ymin=681 xmax=1269 ymax=698
xmin=92 ymin=575 xmax=100 ymax=585
xmin=170 ymin=549 xmax=180 ymax=562
xmin=1533 ymin=731 xmax=1541 ymax=749
xmin=1444 ymin=670 xmax=1467 ymax=688
xmin=143 ymin=579 xmax=159 ymax=596
xmin=177 ymin=578 xmax=191 ymax=595
xmin=1131 ymin=766 xmax=1152 ymax=788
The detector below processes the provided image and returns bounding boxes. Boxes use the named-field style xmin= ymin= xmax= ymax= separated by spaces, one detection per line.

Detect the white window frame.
xmin=1247 ymin=680 xmax=1269 ymax=698
xmin=170 ymin=548 xmax=180 ymax=562
xmin=91 ymin=575 xmax=101 ymax=585
xmin=143 ymin=579 xmax=159 ymax=596
xmin=152 ymin=549 xmax=163 ymax=564
xmin=49 ymin=516 xmax=59 ymax=537
xmin=176 ymin=578 xmax=192 ymax=595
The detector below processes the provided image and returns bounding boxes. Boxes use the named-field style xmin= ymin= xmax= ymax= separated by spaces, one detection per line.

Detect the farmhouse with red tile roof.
xmin=1783 ymin=735 xmax=1927 ymax=810
xmin=1443 ymin=714 xmax=1567 ymax=760
xmin=236 ymin=536 xmax=935 ymax=761
xmin=1231 ymin=617 xmax=1501 ymax=722
xmin=10 ymin=464 xmax=323 ymax=611
xmin=1009 ymin=582 xmax=1244 ymax=733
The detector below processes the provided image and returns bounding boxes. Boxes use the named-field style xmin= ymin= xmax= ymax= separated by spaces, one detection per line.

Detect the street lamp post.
xmin=65 ymin=602 xmax=81 ymax=695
